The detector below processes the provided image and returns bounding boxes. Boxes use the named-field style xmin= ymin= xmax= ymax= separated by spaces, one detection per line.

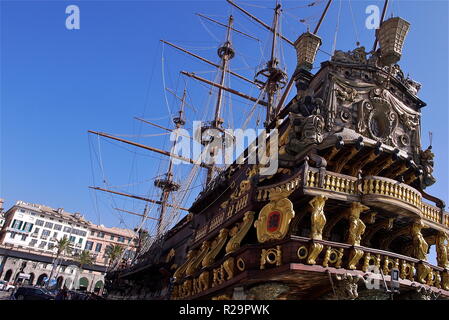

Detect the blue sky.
xmin=1 ymin=0 xmax=448 ymax=252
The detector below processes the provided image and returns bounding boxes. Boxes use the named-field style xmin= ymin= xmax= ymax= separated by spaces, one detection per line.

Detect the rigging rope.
xmin=331 ymin=0 xmax=343 ymax=55
xmin=348 ymin=0 xmax=360 ymax=45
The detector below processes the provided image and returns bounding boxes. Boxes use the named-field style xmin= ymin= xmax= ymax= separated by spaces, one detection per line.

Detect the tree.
xmin=47 ymin=236 xmax=72 ymax=288
xmin=72 ymin=250 xmax=94 ymax=291
xmin=105 ymin=244 xmax=125 ymax=269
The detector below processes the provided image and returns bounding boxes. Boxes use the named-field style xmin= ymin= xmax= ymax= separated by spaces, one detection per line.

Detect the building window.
xmin=90 ymin=231 xmax=95 ymax=236
xmin=39 ymin=241 xmax=47 ymax=248
xmin=44 ymin=222 xmax=53 ymax=229
xmin=98 ymin=232 xmax=105 ymax=238
xmin=19 ymin=209 xmax=25 ymax=213
xmin=41 ymin=230 xmax=51 ymax=238
xmin=29 ymin=239 xmax=37 ymax=247
xmin=54 ymin=224 xmax=62 ymax=231
xmin=63 ymin=226 xmax=71 ymax=233
xmin=95 ymin=243 xmax=102 ymax=252
xmin=33 ymin=227 xmax=40 ymax=235
xmin=118 ymin=236 xmax=125 ymax=243
xmin=35 ymin=219 xmax=44 ymax=226
xmin=110 ymin=235 xmax=115 ymax=241
xmin=53 ymin=232 xmax=58 ymax=239
xmin=21 ymin=234 xmax=27 ymax=241
xmin=23 ymin=222 xmax=33 ymax=232
xmin=85 ymin=241 xmax=93 ymax=251
xmin=69 ymin=236 xmax=76 ymax=243
xmin=11 ymin=219 xmax=23 ymax=230
xmin=48 ymin=243 xmax=54 ymax=250
xmin=9 ymin=233 xmax=16 ymax=239
xmin=78 ymin=238 xmax=83 ymax=244
xmin=30 ymin=212 xmax=36 ymax=216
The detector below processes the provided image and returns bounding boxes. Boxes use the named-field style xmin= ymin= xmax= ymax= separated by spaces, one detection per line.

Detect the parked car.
xmin=12 ymin=286 xmax=55 ymax=300
xmin=0 ymin=281 xmax=14 ymax=291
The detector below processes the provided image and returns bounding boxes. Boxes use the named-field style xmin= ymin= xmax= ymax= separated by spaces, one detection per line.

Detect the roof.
xmin=87 ymin=223 xmax=137 ymax=238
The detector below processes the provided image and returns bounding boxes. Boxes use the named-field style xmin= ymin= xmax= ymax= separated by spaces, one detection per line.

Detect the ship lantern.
xmin=376 ymin=17 xmax=410 ymax=65
xmin=294 ymin=32 xmax=322 ymax=72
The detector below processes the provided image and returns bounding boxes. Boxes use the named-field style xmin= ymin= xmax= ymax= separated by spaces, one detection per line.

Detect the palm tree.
xmin=73 ymin=250 xmax=94 ymax=291
xmin=105 ymin=244 xmax=124 ymax=269
xmin=47 ymin=236 xmax=72 ymax=288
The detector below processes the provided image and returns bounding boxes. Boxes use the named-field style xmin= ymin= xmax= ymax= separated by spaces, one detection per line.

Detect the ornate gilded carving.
xmin=307 ymin=242 xmax=323 ymax=265
xmin=411 ymin=221 xmax=428 ymax=261
xmin=436 ymin=231 xmax=449 ymax=269
xmin=348 ymin=248 xmax=364 ymax=270
xmin=255 ymin=197 xmax=295 ymax=243
xmin=223 ymin=257 xmax=235 ymax=281
xmin=202 ymin=228 xmax=228 ymax=268
xmin=382 ymin=256 xmax=399 ymax=275
xmin=212 ymin=294 xmax=231 ymax=300
xmin=347 ymin=202 xmax=369 ymax=246
xmin=212 ymin=265 xmax=225 ymax=287
xmin=417 ymin=262 xmax=433 ymax=284
xmin=230 ymin=180 xmax=252 ymax=200
xmin=225 ymin=211 xmax=254 ymax=254
xmin=400 ymin=260 xmax=415 ymax=281
xmin=173 ymin=250 xmax=197 ymax=280
xmin=236 ymin=258 xmax=245 ymax=271
xmin=185 ymin=241 xmax=211 ymax=277
xmin=442 ymin=270 xmax=449 ymax=291
xmin=335 ymin=85 xmax=358 ymax=103
xmin=309 ymin=195 xmax=328 ymax=240
xmin=362 ymin=253 xmax=381 ymax=272
xmin=260 ymin=246 xmax=282 ymax=269
xmin=322 ymin=246 xmax=344 ymax=268
xmin=198 ymin=271 xmax=209 ymax=292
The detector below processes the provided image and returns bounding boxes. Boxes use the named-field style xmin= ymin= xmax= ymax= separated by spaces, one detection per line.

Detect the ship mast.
xmin=203 ymin=15 xmax=235 ymax=184
xmin=153 ymin=89 xmax=186 ymax=236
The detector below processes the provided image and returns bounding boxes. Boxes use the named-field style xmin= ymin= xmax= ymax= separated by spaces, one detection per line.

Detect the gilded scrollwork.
xmin=202 ymin=228 xmax=229 ymax=268
xmin=225 ymin=211 xmax=254 ymax=254
xmin=173 ymin=250 xmax=197 ymax=280
xmin=185 ymin=241 xmax=211 ymax=277
xmin=255 ymin=197 xmax=295 ymax=243
xmin=260 ymin=246 xmax=282 ymax=269
xmin=223 ymin=257 xmax=235 ymax=281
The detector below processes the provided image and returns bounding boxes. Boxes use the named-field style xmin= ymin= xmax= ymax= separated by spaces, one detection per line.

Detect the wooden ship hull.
xmin=99 ymin=1 xmax=449 ymax=300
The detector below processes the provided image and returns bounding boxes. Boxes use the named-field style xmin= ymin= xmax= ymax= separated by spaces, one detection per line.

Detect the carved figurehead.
xmin=436 ymin=231 xmax=449 ymax=269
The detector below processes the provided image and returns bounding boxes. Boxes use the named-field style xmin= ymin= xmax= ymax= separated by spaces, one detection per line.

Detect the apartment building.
xmin=86 ymin=223 xmax=138 ymax=266
xmin=0 ymin=201 xmax=89 ymax=255
xmin=0 ymin=200 xmax=138 ymax=293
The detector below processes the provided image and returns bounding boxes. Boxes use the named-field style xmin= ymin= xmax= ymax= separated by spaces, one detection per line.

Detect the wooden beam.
xmin=181 ymin=71 xmax=268 ymax=106
xmin=89 ymin=186 xmax=189 ymax=211
xmin=162 ymin=40 xmax=260 ymax=87
xmin=114 ymin=208 xmax=160 ymax=221
xmin=88 ymin=130 xmax=210 ymax=168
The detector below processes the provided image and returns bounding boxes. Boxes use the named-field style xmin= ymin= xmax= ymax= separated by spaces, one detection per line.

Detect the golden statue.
xmin=347 ymin=202 xmax=369 ymax=246
xmin=411 ymin=221 xmax=428 ymax=261
xmin=309 ymin=195 xmax=328 ymax=240
xmin=436 ymin=231 xmax=449 ymax=268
